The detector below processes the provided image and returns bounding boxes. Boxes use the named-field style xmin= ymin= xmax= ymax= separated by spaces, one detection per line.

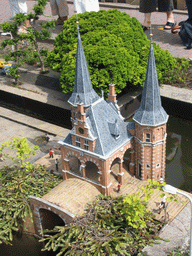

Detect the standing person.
xmin=55 ymin=158 xmax=59 ymax=172
xmin=117 ymin=182 xmax=121 ymax=193
xmin=73 ymin=0 xmax=99 ymax=14
xmin=9 ymin=0 xmax=30 ymax=32
xmin=49 ymin=148 xmax=54 ymax=158
xmin=158 ymin=195 xmax=167 ymax=213
xmin=50 ymin=0 xmax=68 ymax=25
xmin=186 ymin=0 xmax=192 ymax=20
xmin=140 ymin=0 xmax=175 ymax=30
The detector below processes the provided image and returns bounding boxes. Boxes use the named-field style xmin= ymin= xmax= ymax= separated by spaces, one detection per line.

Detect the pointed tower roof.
xmin=68 ymin=29 xmax=99 ymax=107
xmin=133 ymin=40 xmax=168 ymax=126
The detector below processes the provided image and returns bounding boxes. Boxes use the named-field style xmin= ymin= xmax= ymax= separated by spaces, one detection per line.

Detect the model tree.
xmin=0 ymin=137 xmax=60 ymax=244
xmin=1 ymin=0 xmax=55 ymax=84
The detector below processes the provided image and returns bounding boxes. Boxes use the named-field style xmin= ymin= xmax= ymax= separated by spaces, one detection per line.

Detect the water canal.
xmin=166 ymin=115 xmax=192 ymax=192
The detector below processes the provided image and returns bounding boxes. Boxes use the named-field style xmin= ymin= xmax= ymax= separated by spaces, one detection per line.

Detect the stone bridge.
xmin=29 ymin=178 xmax=100 ymax=235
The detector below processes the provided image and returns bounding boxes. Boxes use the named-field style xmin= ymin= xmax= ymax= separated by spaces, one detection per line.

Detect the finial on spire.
xmin=148 ymin=20 xmax=153 ymax=43
xmin=76 ymin=20 xmax=79 ymax=31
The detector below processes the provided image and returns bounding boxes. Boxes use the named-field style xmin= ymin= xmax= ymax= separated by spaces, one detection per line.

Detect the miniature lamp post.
xmin=163 ymin=184 xmax=192 ymax=256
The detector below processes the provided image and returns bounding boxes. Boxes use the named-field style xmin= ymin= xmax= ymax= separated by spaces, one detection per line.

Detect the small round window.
xmin=78 ymin=127 xmax=84 ymax=134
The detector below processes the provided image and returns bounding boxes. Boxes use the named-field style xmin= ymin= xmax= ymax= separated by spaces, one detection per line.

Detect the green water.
xmin=166 ymin=116 xmax=192 ymax=192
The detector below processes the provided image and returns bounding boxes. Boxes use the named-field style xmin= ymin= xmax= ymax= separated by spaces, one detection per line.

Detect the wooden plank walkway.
xmin=110 ymin=166 xmax=189 ymax=223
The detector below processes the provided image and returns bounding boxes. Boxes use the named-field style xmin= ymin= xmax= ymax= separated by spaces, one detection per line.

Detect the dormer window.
xmin=76 ymin=137 xmax=80 ymax=147
xmin=108 ymin=119 xmax=120 ymax=139
xmin=146 ymin=133 xmax=150 ymax=142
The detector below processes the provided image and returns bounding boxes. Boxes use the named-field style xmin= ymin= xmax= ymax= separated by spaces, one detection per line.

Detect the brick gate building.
xmin=59 ymin=32 xmax=169 ymax=195
xmin=29 ymin=31 xmax=169 ymax=235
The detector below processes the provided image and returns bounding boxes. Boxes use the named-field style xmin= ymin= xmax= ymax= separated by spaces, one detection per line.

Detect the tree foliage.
xmin=1 ymin=0 xmax=55 ymax=84
xmin=47 ymin=9 xmax=187 ymax=95
xmin=0 ymin=137 xmax=60 ymax=244
xmin=41 ymin=181 xmax=167 ymax=256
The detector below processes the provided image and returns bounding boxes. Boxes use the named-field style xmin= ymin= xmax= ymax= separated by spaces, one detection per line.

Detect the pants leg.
xmin=50 ymin=0 xmax=59 ymax=16
xmin=158 ymin=0 xmax=174 ymax=12
xmin=139 ymin=0 xmax=156 ymax=13
xmin=56 ymin=0 xmax=69 ymax=17
xmin=186 ymin=0 xmax=192 ymax=19
xmin=9 ymin=0 xmax=27 ymax=17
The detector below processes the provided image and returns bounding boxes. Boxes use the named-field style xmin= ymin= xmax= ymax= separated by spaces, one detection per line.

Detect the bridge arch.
xmin=39 ymin=208 xmax=65 ymax=231
xmin=29 ymin=196 xmax=74 ymax=235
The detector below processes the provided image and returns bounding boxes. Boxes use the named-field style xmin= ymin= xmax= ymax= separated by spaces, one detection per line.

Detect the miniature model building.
xmin=59 ymin=31 xmax=168 ymax=195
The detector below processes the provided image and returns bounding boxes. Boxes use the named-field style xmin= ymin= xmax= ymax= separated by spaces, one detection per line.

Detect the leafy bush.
xmin=47 ymin=9 xmax=180 ymax=95
xmin=1 ymin=0 xmax=55 ymax=84
xmin=0 ymin=137 xmax=60 ymax=244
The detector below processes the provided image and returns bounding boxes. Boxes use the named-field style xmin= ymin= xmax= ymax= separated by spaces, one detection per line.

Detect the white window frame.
xmin=76 ymin=136 xmax=80 ymax=147
xmin=146 ymin=133 xmax=151 ymax=142
xmin=84 ymin=139 xmax=89 ymax=150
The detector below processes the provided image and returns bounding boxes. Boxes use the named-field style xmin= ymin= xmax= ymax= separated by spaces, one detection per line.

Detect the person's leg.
xmin=9 ymin=0 xmax=27 ymax=17
xmin=139 ymin=0 xmax=156 ymax=28
xmin=143 ymin=13 xmax=152 ymax=28
xmin=186 ymin=0 xmax=192 ymax=20
xmin=56 ymin=0 xmax=68 ymax=22
xmin=50 ymin=0 xmax=59 ymax=17
xmin=18 ymin=0 xmax=28 ymax=14
xmin=9 ymin=0 xmax=20 ymax=17
xmin=158 ymin=0 xmax=175 ymax=29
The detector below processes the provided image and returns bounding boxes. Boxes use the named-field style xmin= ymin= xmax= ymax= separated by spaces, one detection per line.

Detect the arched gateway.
xmin=29 ymin=196 xmax=74 ymax=235
xmin=29 ymin=31 xmax=168 ymax=236
xmin=58 ymin=31 xmax=168 ymax=195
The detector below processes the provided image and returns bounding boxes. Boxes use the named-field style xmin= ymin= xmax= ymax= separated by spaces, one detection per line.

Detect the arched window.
xmin=69 ymin=155 xmax=82 ymax=176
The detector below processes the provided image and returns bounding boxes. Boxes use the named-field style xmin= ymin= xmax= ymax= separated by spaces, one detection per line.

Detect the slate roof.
xmin=133 ymin=41 xmax=168 ymax=126
xmin=63 ymin=29 xmax=133 ymax=157
xmin=64 ymin=98 xmax=132 ymax=157
xmin=68 ymin=31 xmax=99 ymax=107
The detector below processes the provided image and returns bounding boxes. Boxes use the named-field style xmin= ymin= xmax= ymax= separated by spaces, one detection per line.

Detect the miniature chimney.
xmin=108 ymin=83 xmax=116 ymax=102
xmin=78 ymin=102 xmax=86 ymax=121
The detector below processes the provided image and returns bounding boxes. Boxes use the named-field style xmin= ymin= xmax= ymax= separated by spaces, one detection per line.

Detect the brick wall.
xmin=134 ymin=123 xmax=167 ymax=181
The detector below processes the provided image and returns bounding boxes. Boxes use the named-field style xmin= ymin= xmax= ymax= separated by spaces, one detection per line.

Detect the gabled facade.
xmin=59 ymin=33 xmax=168 ymax=195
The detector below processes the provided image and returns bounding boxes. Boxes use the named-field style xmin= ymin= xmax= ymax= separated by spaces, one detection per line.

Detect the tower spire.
xmin=133 ymin=30 xmax=168 ymax=126
xmin=68 ymin=23 xmax=99 ymax=107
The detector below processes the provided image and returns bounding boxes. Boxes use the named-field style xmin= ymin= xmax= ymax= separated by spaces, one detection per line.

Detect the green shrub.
xmin=0 ymin=137 xmax=60 ymax=244
xmin=47 ymin=9 xmax=179 ymax=95
xmin=41 ymin=194 xmax=162 ymax=256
